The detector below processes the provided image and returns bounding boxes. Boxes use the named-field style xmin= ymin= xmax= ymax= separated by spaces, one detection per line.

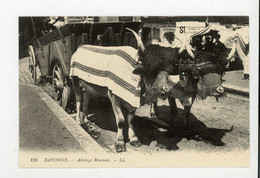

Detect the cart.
xmin=28 ymin=21 xmax=142 ymax=110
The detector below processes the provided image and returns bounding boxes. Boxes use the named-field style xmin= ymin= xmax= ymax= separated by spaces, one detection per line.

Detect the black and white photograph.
xmin=0 ymin=0 xmax=259 ymax=177
xmin=19 ymin=15 xmax=250 ymax=167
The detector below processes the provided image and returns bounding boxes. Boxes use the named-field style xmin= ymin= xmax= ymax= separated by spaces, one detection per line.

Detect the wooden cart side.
xmin=33 ymin=24 xmax=79 ymax=78
xmin=87 ymin=22 xmax=142 ymax=46
xmin=31 ymin=22 xmax=142 ymax=77
xmin=48 ymin=35 xmax=72 ymax=77
xmin=29 ymin=22 xmax=143 ymax=111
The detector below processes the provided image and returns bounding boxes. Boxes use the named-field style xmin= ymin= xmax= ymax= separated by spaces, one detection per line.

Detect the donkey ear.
xmin=133 ymin=67 xmax=144 ymax=75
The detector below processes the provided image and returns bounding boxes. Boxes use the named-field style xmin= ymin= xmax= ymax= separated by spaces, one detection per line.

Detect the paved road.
xmin=76 ymin=93 xmax=249 ymax=153
xmin=222 ymin=70 xmax=249 ymax=90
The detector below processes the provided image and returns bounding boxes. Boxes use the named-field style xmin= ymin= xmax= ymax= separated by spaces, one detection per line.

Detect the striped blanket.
xmin=69 ymin=45 xmax=142 ymax=108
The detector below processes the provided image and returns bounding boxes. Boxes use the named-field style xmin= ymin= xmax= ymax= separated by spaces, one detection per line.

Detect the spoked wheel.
xmin=28 ymin=45 xmax=37 ymax=84
xmin=52 ymin=63 xmax=71 ymax=110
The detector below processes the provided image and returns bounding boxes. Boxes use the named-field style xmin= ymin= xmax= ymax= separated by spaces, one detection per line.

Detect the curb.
xmin=223 ymin=84 xmax=249 ymax=97
xmin=169 ymin=75 xmax=249 ymax=97
xmin=26 ymin=84 xmax=106 ymax=154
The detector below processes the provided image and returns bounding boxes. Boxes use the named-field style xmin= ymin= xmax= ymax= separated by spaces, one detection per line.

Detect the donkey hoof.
xmin=130 ymin=141 xmax=142 ymax=148
xmin=115 ymin=143 xmax=126 ymax=153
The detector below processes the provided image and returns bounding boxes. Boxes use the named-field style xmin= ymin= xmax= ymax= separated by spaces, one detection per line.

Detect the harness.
xmin=178 ymin=59 xmax=224 ymax=100
xmin=179 ymin=56 xmax=223 ymax=79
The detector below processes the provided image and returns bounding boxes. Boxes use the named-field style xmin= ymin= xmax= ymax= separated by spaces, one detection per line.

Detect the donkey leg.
xmin=128 ymin=111 xmax=141 ymax=147
xmin=107 ymin=91 xmax=126 ymax=152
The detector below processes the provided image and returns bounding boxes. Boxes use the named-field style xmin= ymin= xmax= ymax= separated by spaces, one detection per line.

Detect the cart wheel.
xmin=28 ymin=45 xmax=37 ymax=84
xmin=52 ymin=63 xmax=71 ymax=110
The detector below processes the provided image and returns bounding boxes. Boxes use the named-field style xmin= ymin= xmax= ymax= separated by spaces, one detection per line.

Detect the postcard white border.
xmin=0 ymin=0 xmax=258 ymax=177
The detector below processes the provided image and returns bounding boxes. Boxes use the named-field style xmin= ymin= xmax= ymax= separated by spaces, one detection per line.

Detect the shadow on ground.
xmin=148 ymin=106 xmax=234 ymax=147
xmin=81 ymin=98 xmax=233 ymax=151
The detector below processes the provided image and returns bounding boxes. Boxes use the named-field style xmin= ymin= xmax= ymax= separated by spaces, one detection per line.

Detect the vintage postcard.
xmin=0 ymin=0 xmax=256 ymax=177
xmin=19 ymin=15 xmax=251 ymax=168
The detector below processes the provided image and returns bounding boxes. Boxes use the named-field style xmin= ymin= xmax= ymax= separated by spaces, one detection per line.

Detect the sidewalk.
xmin=169 ymin=70 xmax=249 ymax=97
xmin=19 ymin=83 xmax=105 ymax=153
xmin=222 ymin=70 xmax=249 ymax=96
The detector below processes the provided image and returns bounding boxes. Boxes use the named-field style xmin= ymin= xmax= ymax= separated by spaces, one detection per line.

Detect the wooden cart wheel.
xmin=52 ymin=63 xmax=71 ymax=110
xmin=28 ymin=45 xmax=37 ymax=84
